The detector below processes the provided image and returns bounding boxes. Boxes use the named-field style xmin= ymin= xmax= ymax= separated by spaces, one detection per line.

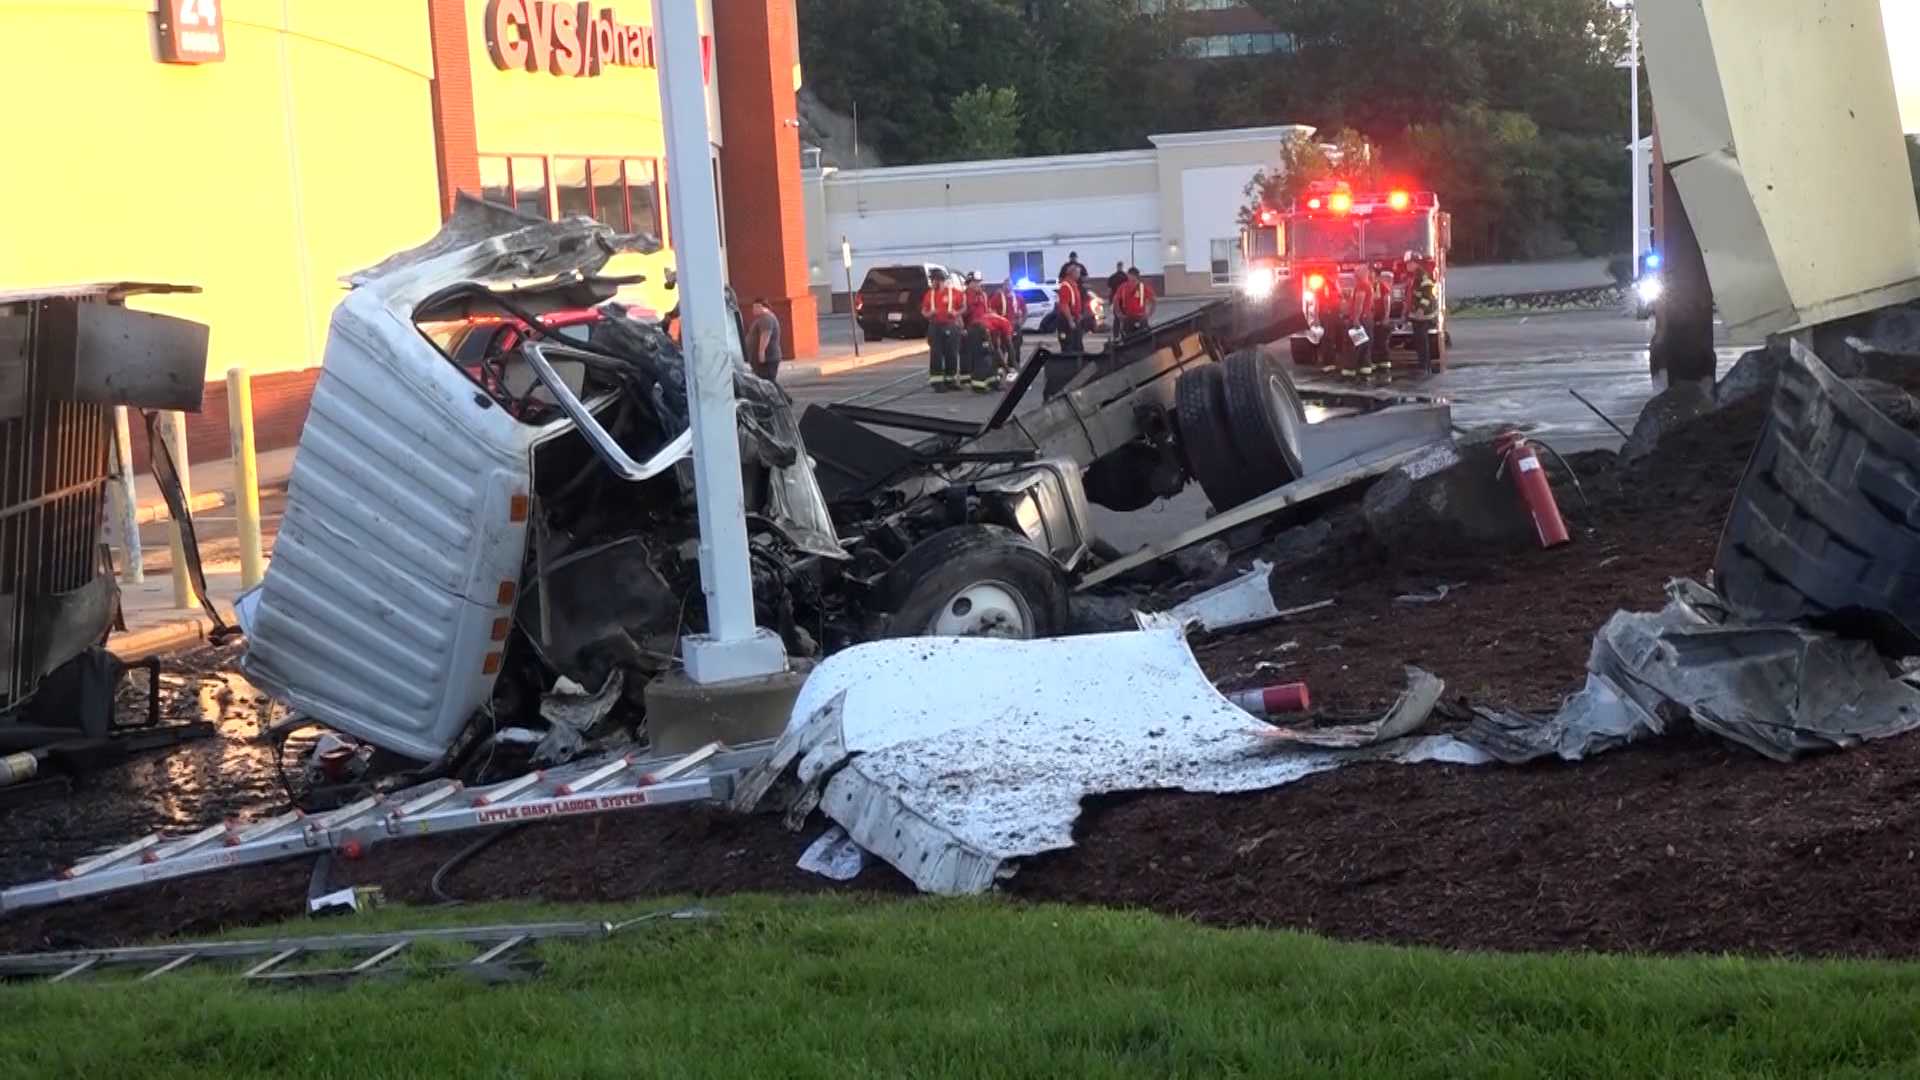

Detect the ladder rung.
xmin=471 ymin=772 xmax=542 ymax=806
xmin=469 ymin=934 xmax=528 ymax=966
xmin=243 ymin=947 xmax=302 ymax=979
xmin=394 ymin=782 xmax=463 ymax=817
xmin=642 ymin=742 xmax=722 ymax=785
xmin=556 ymin=756 xmax=631 ymax=796
xmin=230 ymin=810 xmax=304 ymax=846
xmin=49 ymin=957 xmax=98 ymax=983
xmin=139 ymin=953 xmax=197 ymax=981
xmin=63 ymin=834 xmax=160 ymax=879
xmin=310 ymin=796 xmax=383 ymax=831
xmin=146 ymin=822 xmax=232 ymax=863
xmin=351 ymin=942 xmax=409 ymax=972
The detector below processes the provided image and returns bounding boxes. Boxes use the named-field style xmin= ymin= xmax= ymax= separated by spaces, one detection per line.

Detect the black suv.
xmin=855 ymin=263 xmax=955 ymax=341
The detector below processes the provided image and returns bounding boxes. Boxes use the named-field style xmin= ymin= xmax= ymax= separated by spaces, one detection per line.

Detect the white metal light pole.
xmin=653 ymin=0 xmax=786 ymax=684
xmin=1628 ymin=3 xmax=1645 ymax=265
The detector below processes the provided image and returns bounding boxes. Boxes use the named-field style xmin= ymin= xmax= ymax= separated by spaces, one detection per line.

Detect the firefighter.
xmin=989 ymin=277 xmax=1026 ymax=373
xmin=1105 ymin=261 xmax=1129 ymax=327
xmin=1343 ymin=264 xmax=1377 ymax=378
xmin=923 ymin=267 xmax=965 ymax=391
xmin=961 ymin=272 xmax=1013 ymax=392
xmin=1368 ymin=262 xmax=1394 ymax=372
xmin=1112 ymin=266 xmax=1156 ymax=338
xmin=1406 ymin=251 xmax=1442 ymax=373
xmin=1055 ymin=263 xmax=1090 ymax=354
xmin=1315 ymin=270 xmax=1347 ymax=374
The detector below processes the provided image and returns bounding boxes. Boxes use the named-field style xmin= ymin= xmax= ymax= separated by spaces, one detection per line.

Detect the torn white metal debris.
xmin=1467 ymin=579 xmax=1920 ymax=764
xmin=1150 ymin=560 xmax=1334 ymax=634
xmin=741 ymin=628 xmax=1487 ymax=895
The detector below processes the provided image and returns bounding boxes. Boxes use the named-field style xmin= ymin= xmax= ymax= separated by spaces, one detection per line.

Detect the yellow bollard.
xmin=161 ymin=410 xmax=197 ymax=610
xmin=226 ymin=368 xmax=264 ymax=589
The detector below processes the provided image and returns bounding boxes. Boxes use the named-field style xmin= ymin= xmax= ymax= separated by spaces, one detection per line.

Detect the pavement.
xmin=111 ymin=300 xmax=1756 ymax=657
xmin=783 ymin=312 xmax=926 ymax=378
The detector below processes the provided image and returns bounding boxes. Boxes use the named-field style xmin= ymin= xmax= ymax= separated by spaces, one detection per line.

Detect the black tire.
xmin=1288 ymin=337 xmax=1317 ymax=366
xmin=1221 ymin=348 xmax=1305 ymax=490
xmin=862 ymin=326 xmax=884 ymax=342
xmin=1175 ymin=365 xmax=1260 ymax=511
xmin=870 ymin=525 xmax=1069 ymax=640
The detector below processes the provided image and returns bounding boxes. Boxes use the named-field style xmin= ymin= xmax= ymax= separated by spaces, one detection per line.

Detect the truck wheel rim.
xmin=929 ymin=581 xmax=1033 ymax=638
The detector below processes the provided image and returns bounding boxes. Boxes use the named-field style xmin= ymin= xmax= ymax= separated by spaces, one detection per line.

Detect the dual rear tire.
xmin=1175 ymin=349 xmax=1307 ymax=512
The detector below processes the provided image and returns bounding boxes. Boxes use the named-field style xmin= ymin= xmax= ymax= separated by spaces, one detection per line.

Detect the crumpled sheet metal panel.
xmin=784 ymin=629 xmax=1487 ymax=895
xmin=1467 ymin=579 xmax=1920 ymax=764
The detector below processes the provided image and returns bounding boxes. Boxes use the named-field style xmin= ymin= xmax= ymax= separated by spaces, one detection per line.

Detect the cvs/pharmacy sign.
xmin=158 ymin=0 xmax=226 ymax=64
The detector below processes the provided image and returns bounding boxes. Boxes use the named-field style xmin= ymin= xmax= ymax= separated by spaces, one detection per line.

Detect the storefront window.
xmin=591 ymin=160 xmax=626 ymax=230
xmin=625 ymin=159 xmax=662 ymax=239
xmin=480 ymin=156 xmax=511 ymax=208
xmin=511 ymin=156 xmax=551 ymax=219
xmin=553 ymin=157 xmax=592 ymax=220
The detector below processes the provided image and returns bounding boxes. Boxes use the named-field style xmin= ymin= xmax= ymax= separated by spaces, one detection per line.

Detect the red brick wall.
xmin=427 ymin=0 xmax=483 ymax=215
xmin=715 ymin=0 xmax=820 ymax=358
xmin=126 ymin=369 xmax=322 ymax=472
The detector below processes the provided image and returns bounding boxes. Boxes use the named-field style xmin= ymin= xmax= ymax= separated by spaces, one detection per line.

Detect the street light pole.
xmin=653 ymin=0 xmax=786 ymax=684
xmin=1629 ymin=4 xmax=1644 ymax=265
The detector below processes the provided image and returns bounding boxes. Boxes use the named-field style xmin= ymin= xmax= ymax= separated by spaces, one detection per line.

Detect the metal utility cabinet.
xmin=0 ymin=284 xmax=206 ymax=738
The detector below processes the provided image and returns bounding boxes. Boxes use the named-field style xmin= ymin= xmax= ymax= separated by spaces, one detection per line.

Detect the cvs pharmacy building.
xmin=0 ymin=0 xmax=814 ymax=465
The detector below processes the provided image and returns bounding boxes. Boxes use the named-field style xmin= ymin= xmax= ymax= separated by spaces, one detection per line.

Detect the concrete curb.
xmin=786 ymin=341 xmax=925 ymax=379
xmin=109 ymin=615 xmax=214 ymax=660
xmin=134 ymin=490 xmax=227 ymax=525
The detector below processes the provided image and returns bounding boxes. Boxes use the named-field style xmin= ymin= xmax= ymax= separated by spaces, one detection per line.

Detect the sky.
xmin=1885 ymin=0 xmax=1920 ymax=132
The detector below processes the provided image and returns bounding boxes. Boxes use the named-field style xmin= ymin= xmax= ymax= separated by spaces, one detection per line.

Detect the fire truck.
xmin=1241 ymin=181 xmax=1452 ymax=371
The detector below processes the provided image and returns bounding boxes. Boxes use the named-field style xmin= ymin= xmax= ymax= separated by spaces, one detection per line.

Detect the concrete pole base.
xmin=643 ymin=660 xmax=814 ymax=757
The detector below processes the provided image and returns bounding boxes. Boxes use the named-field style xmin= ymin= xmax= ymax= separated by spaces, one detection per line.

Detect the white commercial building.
xmin=801 ymin=124 xmax=1312 ymax=306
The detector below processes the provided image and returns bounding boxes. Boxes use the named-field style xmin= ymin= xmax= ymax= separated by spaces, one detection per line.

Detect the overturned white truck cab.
xmin=240 ymin=202 xmax=1091 ymax=770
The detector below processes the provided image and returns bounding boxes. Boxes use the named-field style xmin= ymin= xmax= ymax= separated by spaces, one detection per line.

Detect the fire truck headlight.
xmin=1242 ymin=266 xmax=1278 ymax=300
xmin=1636 ymin=276 xmax=1663 ymax=304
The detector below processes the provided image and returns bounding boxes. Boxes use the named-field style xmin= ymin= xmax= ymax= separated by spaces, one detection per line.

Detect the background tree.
xmin=1240 ymin=129 xmax=1378 ymax=222
xmin=949 ymin=87 xmax=1023 ymax=160
xmin=797 ymin=0 xmax=1177 ymax=165
xmin=799 ymin=0 xmax=1640 ymax=260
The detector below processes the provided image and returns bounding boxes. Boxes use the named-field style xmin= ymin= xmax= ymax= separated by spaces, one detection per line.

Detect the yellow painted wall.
xmin=465 ymin=0 xmax=708 ymax=316
xmin=0 ymin=0 xmax=441 ymax=379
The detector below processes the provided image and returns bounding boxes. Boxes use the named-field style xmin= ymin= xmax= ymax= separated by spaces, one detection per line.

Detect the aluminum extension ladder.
xmin=0 ymin=739 xmax=775 ymax=916
xmin=0 ymin=909 xmax=711 ymax=987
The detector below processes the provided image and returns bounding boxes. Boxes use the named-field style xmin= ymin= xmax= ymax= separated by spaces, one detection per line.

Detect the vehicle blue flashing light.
xmin=1643 ymin=252 xmax=1662 ymax=271
xmin=1016 ymin=277 xmax=1037 ymax=289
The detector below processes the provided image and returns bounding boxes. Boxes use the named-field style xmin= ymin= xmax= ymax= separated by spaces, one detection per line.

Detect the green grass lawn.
xmin=6 ymin=895 xmax=1920 ymax=1078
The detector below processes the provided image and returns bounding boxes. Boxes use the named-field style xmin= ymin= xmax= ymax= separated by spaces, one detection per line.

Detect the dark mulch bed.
xmin=1192 ymin=394 xmax=1767 ymax=714
xmin=1008 ymin=729 xmax=1920 ymax=958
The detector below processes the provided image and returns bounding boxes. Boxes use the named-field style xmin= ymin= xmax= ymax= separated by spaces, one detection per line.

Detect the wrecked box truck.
xmin=239 ymin=201 xmax=1093 ymax=772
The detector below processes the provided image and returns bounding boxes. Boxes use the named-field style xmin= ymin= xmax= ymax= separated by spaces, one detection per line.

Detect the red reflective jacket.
xmin=921 ymin=283 xmax=964 ymax=324
xmin=1056 ymin=278 xmax=1086 ymax=321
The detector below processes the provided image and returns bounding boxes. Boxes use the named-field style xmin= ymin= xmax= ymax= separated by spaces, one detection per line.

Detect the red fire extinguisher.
xmin=1226 ymin=682 xmax=1312 ymax=717
xmin=1493 ymin=432 xmax=1570 ymax=548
